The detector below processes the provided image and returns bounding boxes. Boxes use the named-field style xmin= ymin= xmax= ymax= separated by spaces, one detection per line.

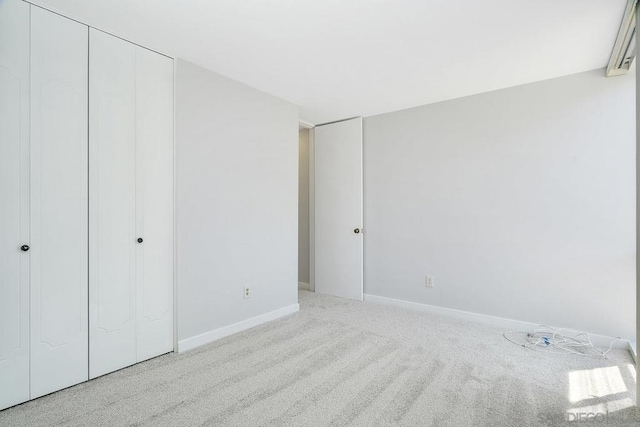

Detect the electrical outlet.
xmin=243 ymin=287 xmax=251 ymax=299
xmin=425 ymin=276 xmax=435 ymax=288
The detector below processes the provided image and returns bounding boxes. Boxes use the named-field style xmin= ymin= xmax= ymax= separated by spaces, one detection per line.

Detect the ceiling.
xmin=31 ymin=0 xmax=627 ymax=124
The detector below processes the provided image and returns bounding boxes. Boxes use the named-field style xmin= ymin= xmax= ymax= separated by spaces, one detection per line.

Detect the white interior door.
xmin=30 ymin=6 xmax=89 ymax=398
xmin=135 ymin=47 xmax=174 ymax=362
xmin=314 ymin=118 xmax=363 ymax=301
xmin=89 ymin=28 xmax=137 ymax=379
xmin=0 ymin=0 xmax=30 ymax=410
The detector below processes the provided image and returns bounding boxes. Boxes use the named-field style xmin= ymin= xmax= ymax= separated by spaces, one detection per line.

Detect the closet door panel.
xmin=0 ymin=0 xmax=30 ymax=410
xmin=135 ymin=48 xmax=174 ymax=362
xmin=31 ymin=7 xmax=89 ymax=398
xmin=30 ymin=6 xmax=89 ymax=398
xmin=89 ymin=29 xmax=137 ymax=379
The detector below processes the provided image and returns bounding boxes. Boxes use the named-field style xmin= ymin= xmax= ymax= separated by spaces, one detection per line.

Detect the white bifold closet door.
xmin=0 ymin=0 xmax=30 ymax=410
xmin=1 ymin=2 xmax=89 ymax=408
xmin=30 ymin=6 xmax=90 ymax=398
xmin=89 ymin=28 xmax=173 ymax=379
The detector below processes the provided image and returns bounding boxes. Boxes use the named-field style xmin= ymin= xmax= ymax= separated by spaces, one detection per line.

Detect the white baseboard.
xmin=629 ymin=341 xmax=637 ymax=364
xmin=298 ymin=282 xmax=310 ymax=291
xmin=177 ymin=303 xmax=300 ymax=353
xmin=363 ymin=294 xmax=631 ymax=352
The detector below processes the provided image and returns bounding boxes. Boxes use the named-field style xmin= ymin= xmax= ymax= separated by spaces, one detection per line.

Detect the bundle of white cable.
xmin=503 ymin=325 xmax=619 ymax=358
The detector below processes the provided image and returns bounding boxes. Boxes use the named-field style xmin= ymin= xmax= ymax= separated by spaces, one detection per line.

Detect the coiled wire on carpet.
xmin=503 ymin=325 xmax=620 ymax=358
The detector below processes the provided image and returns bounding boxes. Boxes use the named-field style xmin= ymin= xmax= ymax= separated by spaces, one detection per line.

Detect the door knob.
xmin=21 ymin=245 xmax=30 ymax=252
xmin=137 ymin=238 xmax=143 ymax=243
xmin=354 ymin=228 xmax=360 ymax=234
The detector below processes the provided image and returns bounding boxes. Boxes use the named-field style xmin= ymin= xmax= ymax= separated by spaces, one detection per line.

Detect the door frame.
xmin=173 ymin=60 xmax=178 ymax=352
xmin=299 ymin=120 xmax=315 ymax=292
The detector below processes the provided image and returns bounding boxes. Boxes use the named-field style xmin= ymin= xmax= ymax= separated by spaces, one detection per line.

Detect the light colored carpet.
xmin=1 ymin=290 xmax=638 ymax=426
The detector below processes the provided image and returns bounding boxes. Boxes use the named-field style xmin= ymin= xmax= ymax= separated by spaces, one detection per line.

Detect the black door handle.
xmin=21 ymin=245 xmax=29 ymax=252
xmin=137 ymin=238 xmax=143 ymax=243
xmin=354 ymin=228 xmax=360 ymax=234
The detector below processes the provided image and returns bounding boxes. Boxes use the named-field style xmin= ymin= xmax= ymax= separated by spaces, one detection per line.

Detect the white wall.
xmin=298 ymin=127 xmax=310 ymax=285
xmin=175 ymin=59 xmax=299 ymax=347
xmin=364 ymin=69 xmax=635 ymax=340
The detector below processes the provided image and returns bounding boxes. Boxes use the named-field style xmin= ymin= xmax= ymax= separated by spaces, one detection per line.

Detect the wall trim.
xmin=298 ymin=282 xmax=310 ymax=291
xmin=177 ymin=303 xmax=299 ymax=352
xmin=629 ymin=341 xmax=637 ymax=364
xmin=364 ymin=294 xmax=631 ymax=352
